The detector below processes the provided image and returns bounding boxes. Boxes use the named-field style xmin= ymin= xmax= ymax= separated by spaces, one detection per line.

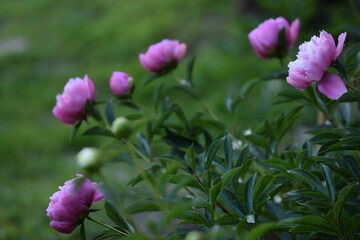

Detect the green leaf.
xmin=337 ymin=91 xmax=360 ymax=103
xmin=83 ymin=126 xmax=115 ymax=137
xmin=70 ymin=120 xmax=82 ymax=141
xmin=126 ymin=200 xmax=159 ymax=214
xmin=185 ymin=144 xmax=196 ymax=171
xmin=79 ymin=223 xmax=86 ymax=240
xmin=333 ymin=184 xmax=356 ymax=219
xmin=263 ymin=158 xmax=288 ymax=171
xmin=93 ymin=231 xmax=124 ymax=240
xmin=244 ymin=173 xmax=257 ymax=214
xmin=167 ymin=174 xmax=205 ymax=192
xmin=247 ymin=222 xmax=277 ymax=240
xmin=224 ymin=136 xmax=233 ymax=170
xmin=142 ymin=73 xmax=164 ymax=86
xmin=245 ymin=134 xmax=271 ymax=151
xmin=287 ymin=169 xmax=327 ymax=195
xmin=236 ymin=146 xmax=249 ymax=167
xmin=219 ymin=190 xmax=246 ymax=217
xmin=333 ymin=56 xmax=347 ymax=79
xmin=85 ymin=100 xmax=104 ymax=123
xmin=291 ymin=215 xmax=339 ymax=236
xmin=309 ymin=132 xmax=342 ymax=144
xmin=164 ymin=128 xmax=203 ymax=152
xmin=104 ymin=201 xmax=134 ymax=233
xmin=205 ymin=137 xmax=225 ymax=169
xmin=193 ymin=197 xmax=212 ymax=212
xmin=105 ymin=100 xmax=115 ymax=125
xmin=180 ymin=210 xmax=211 ymax=227
xmin=186 ymin=55 xmax=196 ymax=85
xmin=209 ymin=167 xmax=241 ymax=209
xmin=321 ymin=164 xmax=335 ymax=202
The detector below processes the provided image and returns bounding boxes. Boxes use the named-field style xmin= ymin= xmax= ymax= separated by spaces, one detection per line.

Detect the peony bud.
xmin=76 ymin=147 xmax=101 ymax=171
xmin=46 ymin=175 xmax=103 ymax=234
xmin=111 ymin=117 xmax=132 ymax=138
xmin=109 ymin=72 xmax=135 ymax=99
xmin=53 ymin=75 xmax=96 ymax=126
xmin=248 ymin=17 xmax=299 ymax=59
xmin=139 ymin=39 xmax=187 ymax=74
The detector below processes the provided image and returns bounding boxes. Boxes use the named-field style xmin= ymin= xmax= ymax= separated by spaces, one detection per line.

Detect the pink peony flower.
xmin=109 ymin=72 xmax=134 ymax=98
xmin=248 ymin=17 xmax=300 ymax=59
xmin=46 ymin=174 xmax=104 ymax=234
xmin=53 ymin=75 xmax=95 ymax=126
xmin=139 ymin=39 xmax=187 ymax=73
xmin=286 ymin=31 xmax=347 ymax=99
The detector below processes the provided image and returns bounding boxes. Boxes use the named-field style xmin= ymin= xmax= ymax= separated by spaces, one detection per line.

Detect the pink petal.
xmin=287 ymin=19 xmax=300 ymax=48
xmin=317 ymin=72 xmax=347 ymax=99
xmin=335 ymin=32 xmax=347 ymax=59
xmin=173 ymin=43 xmax=187 ymax=61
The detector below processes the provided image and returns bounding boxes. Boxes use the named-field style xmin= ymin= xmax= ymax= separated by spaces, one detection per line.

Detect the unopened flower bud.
xmin=185 ymin=231 xmax=202 ymax=240
xmin=111 ymin=117 xmax=132 ymax=138
xmin=109 ymin=72 xmax=135 ymax=99
xmin=139 ymin=39 xmax=187 ymax=74
xmin=76 ymin=147 xmax=101 ymax=170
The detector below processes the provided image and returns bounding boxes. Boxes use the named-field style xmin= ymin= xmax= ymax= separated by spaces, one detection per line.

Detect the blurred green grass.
xmin=0 ymin=0 xmax=358 ymax=239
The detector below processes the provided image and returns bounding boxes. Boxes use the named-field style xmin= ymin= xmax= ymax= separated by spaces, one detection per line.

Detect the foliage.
xmin=1 ymin=0 xmax=360 ymax=239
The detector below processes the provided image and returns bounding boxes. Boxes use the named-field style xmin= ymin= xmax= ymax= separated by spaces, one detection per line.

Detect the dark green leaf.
xmin=209 ymin=167 xmax=241 ymax=209
xmin=105 ymin=100 xmax=115 ymax=125
xmin=263 ymin=158 xmax=288 ymax=171
xmin=236 ymin=146 xmax=249 ymax=167
xmin=205 ymin=137 xmax=225 ymax=169
xmin=142 ymin=73 xmax=164 ymax=86
xmin=164 ymin=128 xmax=203 ymax=153
xmin=83 ymin=126 xmax=115 ymax=137
xmin=186 ymin=55 xmax=196 ymax=85
xmin=167 ymin=174 xmax=205 ymax=192
xmin=247 ymin=222 xmax=277 ymax=240
xmin=193 ymin=197 xmax=212 ymax=212
xmin=321 ymin=164 xmax=335 ymax=202
xmin=85 ymin=100 xmax=104 ymax=122
xmin=219 ymin=190 xmax=245 ymax=217
xmin=245 ymin=134 xmax=271 ymax=151
xmin=80 ymin=223 xmax=86 ymax=240
xmin=180 ymin=210 xmax=211 ymax=227
xmin=126 ymin=200 xmax=159 ymax=214
xmin=224 ymin=136 xmax=233 ymax=169
xmin=70 ymin=120 xmax=82 ymax=141
xmin=287 ymin=169 xmax=327 ymax=195
xmin=185 ymin=144 xmax=196 ymax=171
xmin=333 ymin=184 xmax=356 ymax=219
xmin=337 ymin=91 xmax=360 ymax=103
xmin=291 ymin=215 xmax=339 ymax=236
xmin=104 ymin=201 xmax=134 ymax=233
xmin=333 ymin=56 xmax=347 ymax=79
xmin=244 ymin=173 xmax=257 ymax=214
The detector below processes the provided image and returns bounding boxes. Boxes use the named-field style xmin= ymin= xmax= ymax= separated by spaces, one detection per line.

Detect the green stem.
xmin=86 ymin=216 xmax=129 ymax=236
xmin=345 ymin=82 xmax=360 ymax=93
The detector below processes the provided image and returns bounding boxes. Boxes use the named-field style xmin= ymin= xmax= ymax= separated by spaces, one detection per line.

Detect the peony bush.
xmin=48 ymin=20 xmax=360 ymax=240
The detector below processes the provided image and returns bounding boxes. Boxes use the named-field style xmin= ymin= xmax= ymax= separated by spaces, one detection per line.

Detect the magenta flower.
xmin=248 ymin=17 xmax=300 ymax=59
xmin=53 ymin=75 xmax=95 ymax=126
xmin=46 ymin=174 xmax=104 ymax=234
xmin=109 ymin=72 xmax=134 ymax=98
xmin=287 ymin=31 xmax=347 ymax=99
xmin=139 ymin=39 xmax=187 ymax=73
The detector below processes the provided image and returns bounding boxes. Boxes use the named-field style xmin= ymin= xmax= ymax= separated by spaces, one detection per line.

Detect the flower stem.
xmin=86 ymin=216 xmax=129 ymax=236
xmin=345 ymin=82 xmax=360 ymax=93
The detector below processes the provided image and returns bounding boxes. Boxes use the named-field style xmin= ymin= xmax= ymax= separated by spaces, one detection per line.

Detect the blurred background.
xmin=0 ymin=0 xmax=359 ymax=239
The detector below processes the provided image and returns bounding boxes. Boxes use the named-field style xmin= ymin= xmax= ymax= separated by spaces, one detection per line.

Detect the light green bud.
xmin=111 ymin=117 xmax=132 ymax=138
xmin=76 ymin=147 xmax=101 ymax=170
